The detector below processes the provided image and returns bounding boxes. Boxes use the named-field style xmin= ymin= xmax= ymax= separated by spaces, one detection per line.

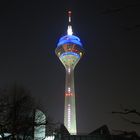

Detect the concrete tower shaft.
xmin=64 ymin=68 xmax=76 ymax=134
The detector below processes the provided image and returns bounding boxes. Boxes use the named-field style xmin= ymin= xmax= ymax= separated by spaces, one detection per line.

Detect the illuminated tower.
xmin=55 ymin=11 xmax=84 ymax=135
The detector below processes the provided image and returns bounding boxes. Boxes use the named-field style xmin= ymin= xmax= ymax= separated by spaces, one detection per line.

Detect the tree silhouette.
xmin=0 ymin=84 xmax=49 ymax=140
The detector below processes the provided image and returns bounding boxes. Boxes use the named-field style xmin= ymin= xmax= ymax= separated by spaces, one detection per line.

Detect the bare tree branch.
xmin=112 ymin=109 xmax=140 ymax=116
xmin=121 ymin=116 xmax=140 ymax=125
xmin=100 ymin=3 xmax=140 ymax=15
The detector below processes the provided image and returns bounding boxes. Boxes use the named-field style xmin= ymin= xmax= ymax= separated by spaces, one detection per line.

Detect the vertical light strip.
xmin=67 ymin=104 xmax=71 ymax=129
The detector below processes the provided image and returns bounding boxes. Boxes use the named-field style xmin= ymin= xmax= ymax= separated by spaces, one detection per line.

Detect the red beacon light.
xmin=68 ymin=11 xmax=72 ymax=23
xmin=68 ymin=11 xmax=72 ymax=16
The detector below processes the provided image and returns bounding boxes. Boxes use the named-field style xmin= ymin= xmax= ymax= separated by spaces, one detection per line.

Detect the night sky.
xmin=0 ymin=0 xmax=140 ymax=135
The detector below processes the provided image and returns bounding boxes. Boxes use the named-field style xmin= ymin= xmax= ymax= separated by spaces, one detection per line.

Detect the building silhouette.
xmin=54 ymin=125 xmax=140 ymax=140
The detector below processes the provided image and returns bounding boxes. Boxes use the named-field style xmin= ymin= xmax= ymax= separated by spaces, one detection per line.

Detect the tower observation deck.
xmin=55 ymin=11 xmax=84 ymax=135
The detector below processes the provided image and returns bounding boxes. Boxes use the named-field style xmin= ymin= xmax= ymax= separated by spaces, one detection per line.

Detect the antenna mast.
xmin=67 ymin=11 xmax=73 ymax=35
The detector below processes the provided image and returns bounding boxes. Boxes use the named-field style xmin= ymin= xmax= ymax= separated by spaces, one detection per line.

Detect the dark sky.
xmin=0 ymin=0 xmax=140 ymax=135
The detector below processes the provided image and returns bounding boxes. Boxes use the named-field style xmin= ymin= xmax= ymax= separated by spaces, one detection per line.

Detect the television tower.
xmin=55 ymin=11 xmax=84 ymax=135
